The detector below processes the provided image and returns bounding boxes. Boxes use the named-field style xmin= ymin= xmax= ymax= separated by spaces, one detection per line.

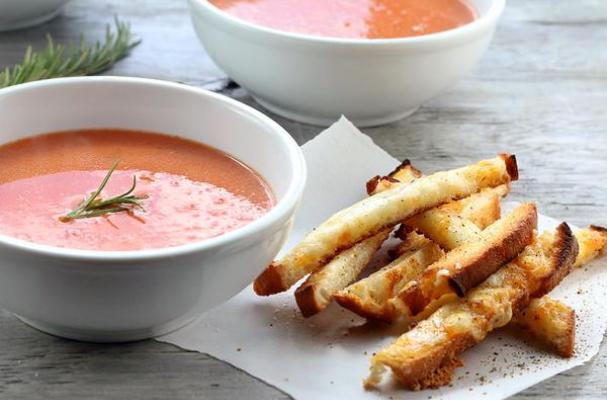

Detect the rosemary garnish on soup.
xmin=60 ymin=161 xmax=147 ymax=222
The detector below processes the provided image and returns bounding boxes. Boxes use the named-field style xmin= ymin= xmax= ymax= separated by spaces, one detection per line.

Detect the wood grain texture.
xmin=0 ymin=0 xmax=606 ymax=399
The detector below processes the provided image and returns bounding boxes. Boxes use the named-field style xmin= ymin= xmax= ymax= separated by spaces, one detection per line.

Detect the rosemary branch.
xmin=60 ymin=161 xmax=147 ymax=221
xmin=0 ymin=18 xmax=140 ymax=88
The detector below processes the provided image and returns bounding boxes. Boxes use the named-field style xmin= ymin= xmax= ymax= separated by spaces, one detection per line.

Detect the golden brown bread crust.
xmin=294 ymin=285 xmax=320 ymax=318
xmin=398 ymin=203 xmax=537 ymax=316
xmin=411 ymin=357 xmax=464 ymax=390
xmin=253 ymin=262 xmax=284 ymax=296
xmin=391 ymin=335 xmax=475 ymax=390
xmin=365 ymin=175 xmax=383 ymax=196
xmin=386 ymin=159 xmax=415 ymax=178
xmin=500 ymin=153 xmax=519 ymax=181
xmin=365 ymin=159 xmax=422 ymax=195
xmin=530 ymin=223 xmax=579 ymax=298
xmin=450 ymin=204 xmax=538 ymax=296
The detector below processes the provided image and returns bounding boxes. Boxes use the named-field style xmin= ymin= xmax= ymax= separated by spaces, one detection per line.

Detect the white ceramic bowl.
xmin=0 ymin=77 xmax=306 ymax=342
xmin=188 ymin=0 xmax=505 ymax=127
xmin=0 ymin=0 xmax=70 ymax=31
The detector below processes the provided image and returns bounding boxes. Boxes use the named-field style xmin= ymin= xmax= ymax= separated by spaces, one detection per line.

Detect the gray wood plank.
xmin=0 ymin=0 xmax=606 ymax=398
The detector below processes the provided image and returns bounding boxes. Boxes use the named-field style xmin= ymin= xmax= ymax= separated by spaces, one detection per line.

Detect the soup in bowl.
xmin=189 ymin=0 xmax=505 ymax=127
xmin=0 ymin=129 xmax=275 ymax=251
xmin=0 ymin=77 xmax=306 ymax=342
xmin=208 ymin=0 xmax=477 ymax=39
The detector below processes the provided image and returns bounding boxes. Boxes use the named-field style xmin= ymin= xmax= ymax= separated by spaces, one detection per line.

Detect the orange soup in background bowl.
xmin=0 ymin=76 xmax=306 ymax=342
xmin=189 ymin=0 xmax=505 ymax=127
xmin=209 ymin=0 xmax=477 ymax=39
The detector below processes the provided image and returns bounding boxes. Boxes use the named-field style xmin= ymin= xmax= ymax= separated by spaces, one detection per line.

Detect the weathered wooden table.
xmin=0 ymin=0 xmax=606 ymax=398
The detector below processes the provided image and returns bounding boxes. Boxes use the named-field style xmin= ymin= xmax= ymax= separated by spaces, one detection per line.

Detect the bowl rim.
xmin=190 ymin=0 xmax=506 ymax=46
xmin=0 ymin=76 xmax=307 ymax=261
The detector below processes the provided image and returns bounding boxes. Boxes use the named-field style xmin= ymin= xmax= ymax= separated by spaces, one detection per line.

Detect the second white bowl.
xmin=189 ymin=0 xmax=505 ymax=127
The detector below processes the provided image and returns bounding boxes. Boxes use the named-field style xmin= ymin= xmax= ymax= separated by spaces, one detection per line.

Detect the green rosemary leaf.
xmin=0 ymin=18 xmax=140 ymax=89
xmin=60 ymin=161 xmax=147 ymax=222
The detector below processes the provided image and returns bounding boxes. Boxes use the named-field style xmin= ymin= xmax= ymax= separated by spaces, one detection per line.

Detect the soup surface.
xmin=209 ymin=0 xmax=476 ymax=39
xmin=0 ymin=130 xmax=274 ymax=251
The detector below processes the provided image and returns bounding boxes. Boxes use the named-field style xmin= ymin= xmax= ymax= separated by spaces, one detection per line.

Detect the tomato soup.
xmin=0 ymin=130 xmax=274 ymax=251
xmin=208 ymin=0 xmax=477 ymax=39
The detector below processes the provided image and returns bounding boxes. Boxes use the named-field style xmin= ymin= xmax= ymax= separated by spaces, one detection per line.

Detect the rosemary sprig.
xmin=0 ymin=18 xmax=140 ymax=88
xmin=60 ymin=161 xmax=147 ymax=222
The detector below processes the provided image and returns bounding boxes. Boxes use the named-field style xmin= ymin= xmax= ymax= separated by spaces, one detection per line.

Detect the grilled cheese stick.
xmin=254 ymin=155 xmax=518 ymax=295
xmin=397 ymin=203 xmax=537 ymax=316
xmin=369 ymin=162 xmax=508 ymax=231
xmin=366 ymin=223 xmax=579 ymax=390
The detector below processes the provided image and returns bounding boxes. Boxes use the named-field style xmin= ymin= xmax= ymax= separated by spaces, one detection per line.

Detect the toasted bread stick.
xmin=255 ymin=155 xmax=518 ymax=295
xmin=369 ymin=161 xmax=508 ymax=231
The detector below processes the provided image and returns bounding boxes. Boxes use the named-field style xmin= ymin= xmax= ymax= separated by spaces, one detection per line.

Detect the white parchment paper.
xmin=157 ymin=117 xmax=607 ymax=400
